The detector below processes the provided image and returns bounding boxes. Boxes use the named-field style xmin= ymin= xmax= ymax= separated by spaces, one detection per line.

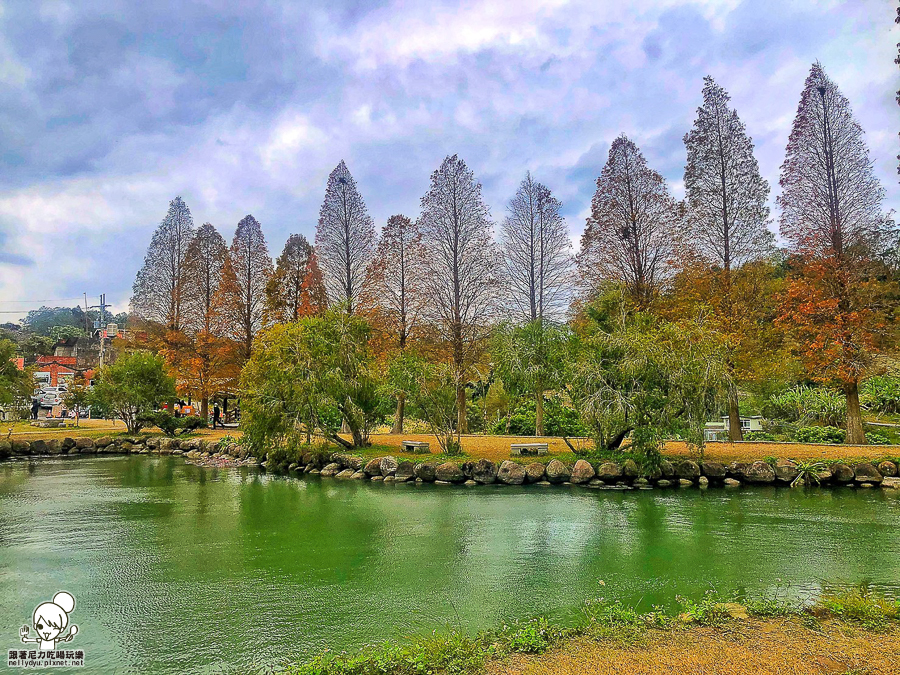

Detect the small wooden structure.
xmin=401 ymin=440 xmax=431 ymax=454
xmin=511 ymin=442 xmax=548 ymax=456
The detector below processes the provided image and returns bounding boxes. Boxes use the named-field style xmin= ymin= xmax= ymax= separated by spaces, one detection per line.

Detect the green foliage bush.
xmin=744 ymin=431 xmax=776 ymax=441
xmin=763 ymin=385 xmax=845 ymax=426
xmin=794 ymin=426 xmax=845 ymax=444
xmin=865 ymin=431 xmax=891 ymax=445
xmin=137 ymin=411 xmax=209 ymax=437
xmin=491 ymin=397 xmax=587 ymax=437
xmin=860 ymin=375 xmax=900 ymax=415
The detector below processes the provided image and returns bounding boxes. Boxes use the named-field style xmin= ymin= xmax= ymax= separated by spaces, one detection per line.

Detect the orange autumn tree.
xmin=264 ymin=234 xmax=327 ymax=324
xmin=359 ymin=214 xmax=428 ymax=432
xmin=777 ymin=62 xmax=892 ymax=444
xmin=173 ymin=222 xmax=232 ymax=419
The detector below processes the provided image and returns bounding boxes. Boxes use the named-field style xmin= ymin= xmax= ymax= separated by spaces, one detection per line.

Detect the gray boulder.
xmin=831 ymin=463 xmax=854 ymax=483
xmin=596 ymin=462 xmax=622 ymax=482
xmin=743 ymin=461 xmax=776 ymax=484
xmin=545 ymin=459 xmax=570 ymax=484
xmin=380 ymin=456 xmax=399 ymax=476
xmin=395 ymin=460 xmax=416 ymax=482
xmin=472 ymin=459 xmax=498 ymax=484
xmin=335 ymin=469 xmax=355 ymax=479
xmin=415 ymin=462 xmax=437 ymax=481
xmin=31 ymin=440 xmax=49 ymax=455
xmin=570 ymin=459 xmax=596 ymax=484
xmin=435 ymin=462 xmax=465 ymax=483
xmin=701 ymin=462 xmax=726 ymax=479
xmin=525 ymin=462 xmax=546 ymax=483
xmin=622 ymin=459 xmax=640 ymax=479
xmin=659 ymin=460 xmax=675 ymax=478
xmin=882 ymin=476 xmax=900 ymax=489
xmin=727 ymin=462 xmax=750 ymax=479
xmin=676 ymin=460 xmax=701 ymax=480
xmin=774 ymin=459 xmax=799 ymax=484
xmin=94 ymin=436 xmax=114 ymax=448
xmin=853 ymin=463 xmax=883 ymax=484
xmin=320 ymin=463 xmax=341 ymax=477
xmin=877 ymin=461 xmax=897 ymax=477
xmin=364 ymin=458 xmax=383 ymax=476
xmin=497 ymin=460 xmax=526 ymax=485
xmin=75 ymin=437 xmax=95 ymax=450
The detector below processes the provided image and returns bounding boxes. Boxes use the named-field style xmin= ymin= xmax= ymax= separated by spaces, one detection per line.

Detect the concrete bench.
xmin=511 ymin=442 xmax=548 ymax=456
xmin=401 ymin=440 xmax=431 ymax=454
xmin=31 ymin=420 xmax=67 ymax=428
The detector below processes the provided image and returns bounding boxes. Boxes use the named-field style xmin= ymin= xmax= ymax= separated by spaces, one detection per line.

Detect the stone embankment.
xmin=2 ymin=436 xmax=899 ymax=491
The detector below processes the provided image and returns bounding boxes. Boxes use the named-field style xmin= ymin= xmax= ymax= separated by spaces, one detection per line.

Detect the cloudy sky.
xmin=0 ymin=0 xmax=897 ymax=319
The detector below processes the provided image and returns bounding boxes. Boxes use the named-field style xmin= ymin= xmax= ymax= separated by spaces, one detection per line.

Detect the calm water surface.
xmin=1 ymin=455 xmax=899 ymax=673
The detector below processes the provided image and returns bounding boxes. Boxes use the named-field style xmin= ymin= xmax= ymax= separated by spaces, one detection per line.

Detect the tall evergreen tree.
xmin=777 ymin=62 xmax=890 ymax=444
xmin=577 ymin=136 xmax=675 ymax=307
xmin=500 ymin=172 xmax=573 ymax=322
xmin=214 ymin=215 xmax=273 ymax=362
xmin=130 ymin=196 xmax=196 ymax=331
xmin=683 ymin=76 xmax=773 ymax=440
xmin=418 ymin=155 xmax=499 ymax=433
xmin=315 ymin=160 xmax=376 ymax=313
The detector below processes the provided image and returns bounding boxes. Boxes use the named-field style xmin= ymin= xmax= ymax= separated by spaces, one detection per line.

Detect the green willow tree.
xmin=241 ymin=308 xmax=381 ymax=452
xmin=493 ymin=320 xmax=571 ymax=436
xmin=570 ymin=288 xmax=729 ymax=465
xmin=87 ymin=351 xmax=177 ymax=433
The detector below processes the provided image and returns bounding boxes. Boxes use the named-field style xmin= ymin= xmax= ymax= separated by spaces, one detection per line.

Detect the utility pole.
xmin=88 ymin=294 xmax=113 ymax=369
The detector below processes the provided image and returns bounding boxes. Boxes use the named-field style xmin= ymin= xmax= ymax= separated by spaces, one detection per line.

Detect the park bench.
xmin=401 ymin=440 xmax=431 ymax=454
xmin=510 ymin=442 xmax=548 ymax=456
xmin=31 ymin=420 xmax=67 ymax=429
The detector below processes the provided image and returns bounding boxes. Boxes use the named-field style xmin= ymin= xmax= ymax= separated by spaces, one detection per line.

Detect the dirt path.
xmin=488 ymin=619 xmax=899 ymax=675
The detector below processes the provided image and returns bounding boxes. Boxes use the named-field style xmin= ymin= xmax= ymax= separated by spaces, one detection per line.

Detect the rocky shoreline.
xmin=2 ymin=436 xmax=899 ymax=491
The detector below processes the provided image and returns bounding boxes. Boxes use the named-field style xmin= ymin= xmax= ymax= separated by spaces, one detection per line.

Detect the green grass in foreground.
xmin=265 ymin=589 xmax=898 ymax=675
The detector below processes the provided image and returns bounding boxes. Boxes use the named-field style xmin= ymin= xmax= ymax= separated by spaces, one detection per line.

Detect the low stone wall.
xmin=2 ymin=437 xmax=899 ymax=491
xmin=262 ymin=451 xmax=900 ymax=491
xmin=0 ymin=436 xmax=258 ymax=465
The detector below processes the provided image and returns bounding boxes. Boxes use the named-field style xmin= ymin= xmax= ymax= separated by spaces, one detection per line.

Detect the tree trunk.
xmin=200 ymin=397 xmax=209 ymax=423
xmin=456 ymin=384 xmax=467 ymax=435
xmin=846 ymin=380 xmax=866 ymax=444
xmin=727 ymin=385 xmax=743 ymax=442
xmin=391 ymin=394 xmax=405 ymax=434
xmin=535 ymin=390 xmax=544 ymax=437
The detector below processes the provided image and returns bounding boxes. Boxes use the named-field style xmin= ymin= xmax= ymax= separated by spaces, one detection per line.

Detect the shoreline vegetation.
xmin=271 ymin=590 xmax=899 ymax=675
xmin=3 ymin=433 xmax=900 ymax=492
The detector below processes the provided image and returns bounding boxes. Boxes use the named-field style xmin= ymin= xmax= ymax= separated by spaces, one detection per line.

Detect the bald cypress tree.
xmin=577 ymin=136 xmax=675 ymax=307
xmin=215 ymin=215 xmax=273 ymax=362
xmin=264 ymin=234 xmax=325 ymax=323
xmin=777 ymin=62 xmax=889 ymax=445
xmin=131 ymin=196 xmax=196 ymax=332
xmin=418 ymin=155 xmax=499 ymax=435
xmin=315 ymin=161 xmax=376 ymax=313
xmin=683 ymin=76 xmax=773 ymax=440
xmin=500 ymin=172 xmax=573 ymax=322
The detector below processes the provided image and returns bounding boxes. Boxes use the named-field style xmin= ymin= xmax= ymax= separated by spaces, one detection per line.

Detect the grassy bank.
xmin=273 ymin=590 xmax=899 ymax=675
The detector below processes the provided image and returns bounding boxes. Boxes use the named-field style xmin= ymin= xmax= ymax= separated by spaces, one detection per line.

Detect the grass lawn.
xmin=7 ymin=423 xmax=899 ymax=465
xmin=487 ymin=618 xmax=899 ymax=675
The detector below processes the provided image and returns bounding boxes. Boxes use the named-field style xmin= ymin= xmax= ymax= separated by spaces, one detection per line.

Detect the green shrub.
xmin=491 ymin=397 xmax=587 ymax=437
xmin=860 ymin=375 xmax=900 ymax=414
xmin=763 ymin=385 xmax=845 ymax=427
xmin=744 ymin=431 xmax=775 ymax=441
xmin=794 ymin=426 xmax=845 ymax=444
xmin=865 ymin=431 xmax=891 ymax=445
xmin=817 ymin=590 xmax=899 ymax=630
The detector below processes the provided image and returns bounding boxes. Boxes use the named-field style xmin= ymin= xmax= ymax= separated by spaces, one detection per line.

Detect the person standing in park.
xmin=213 ymin=403 xmax=221 ymax=429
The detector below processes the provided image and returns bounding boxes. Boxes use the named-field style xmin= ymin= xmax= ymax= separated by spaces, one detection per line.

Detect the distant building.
xmin=704 ymin=415 xmax=765 ymax=442
xmin=33 ymin=355 xmax=95 ymax=387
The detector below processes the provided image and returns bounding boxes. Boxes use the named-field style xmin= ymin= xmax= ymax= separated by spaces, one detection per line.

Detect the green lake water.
xmin=1 ymin=455 xmax=899 ymax=674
